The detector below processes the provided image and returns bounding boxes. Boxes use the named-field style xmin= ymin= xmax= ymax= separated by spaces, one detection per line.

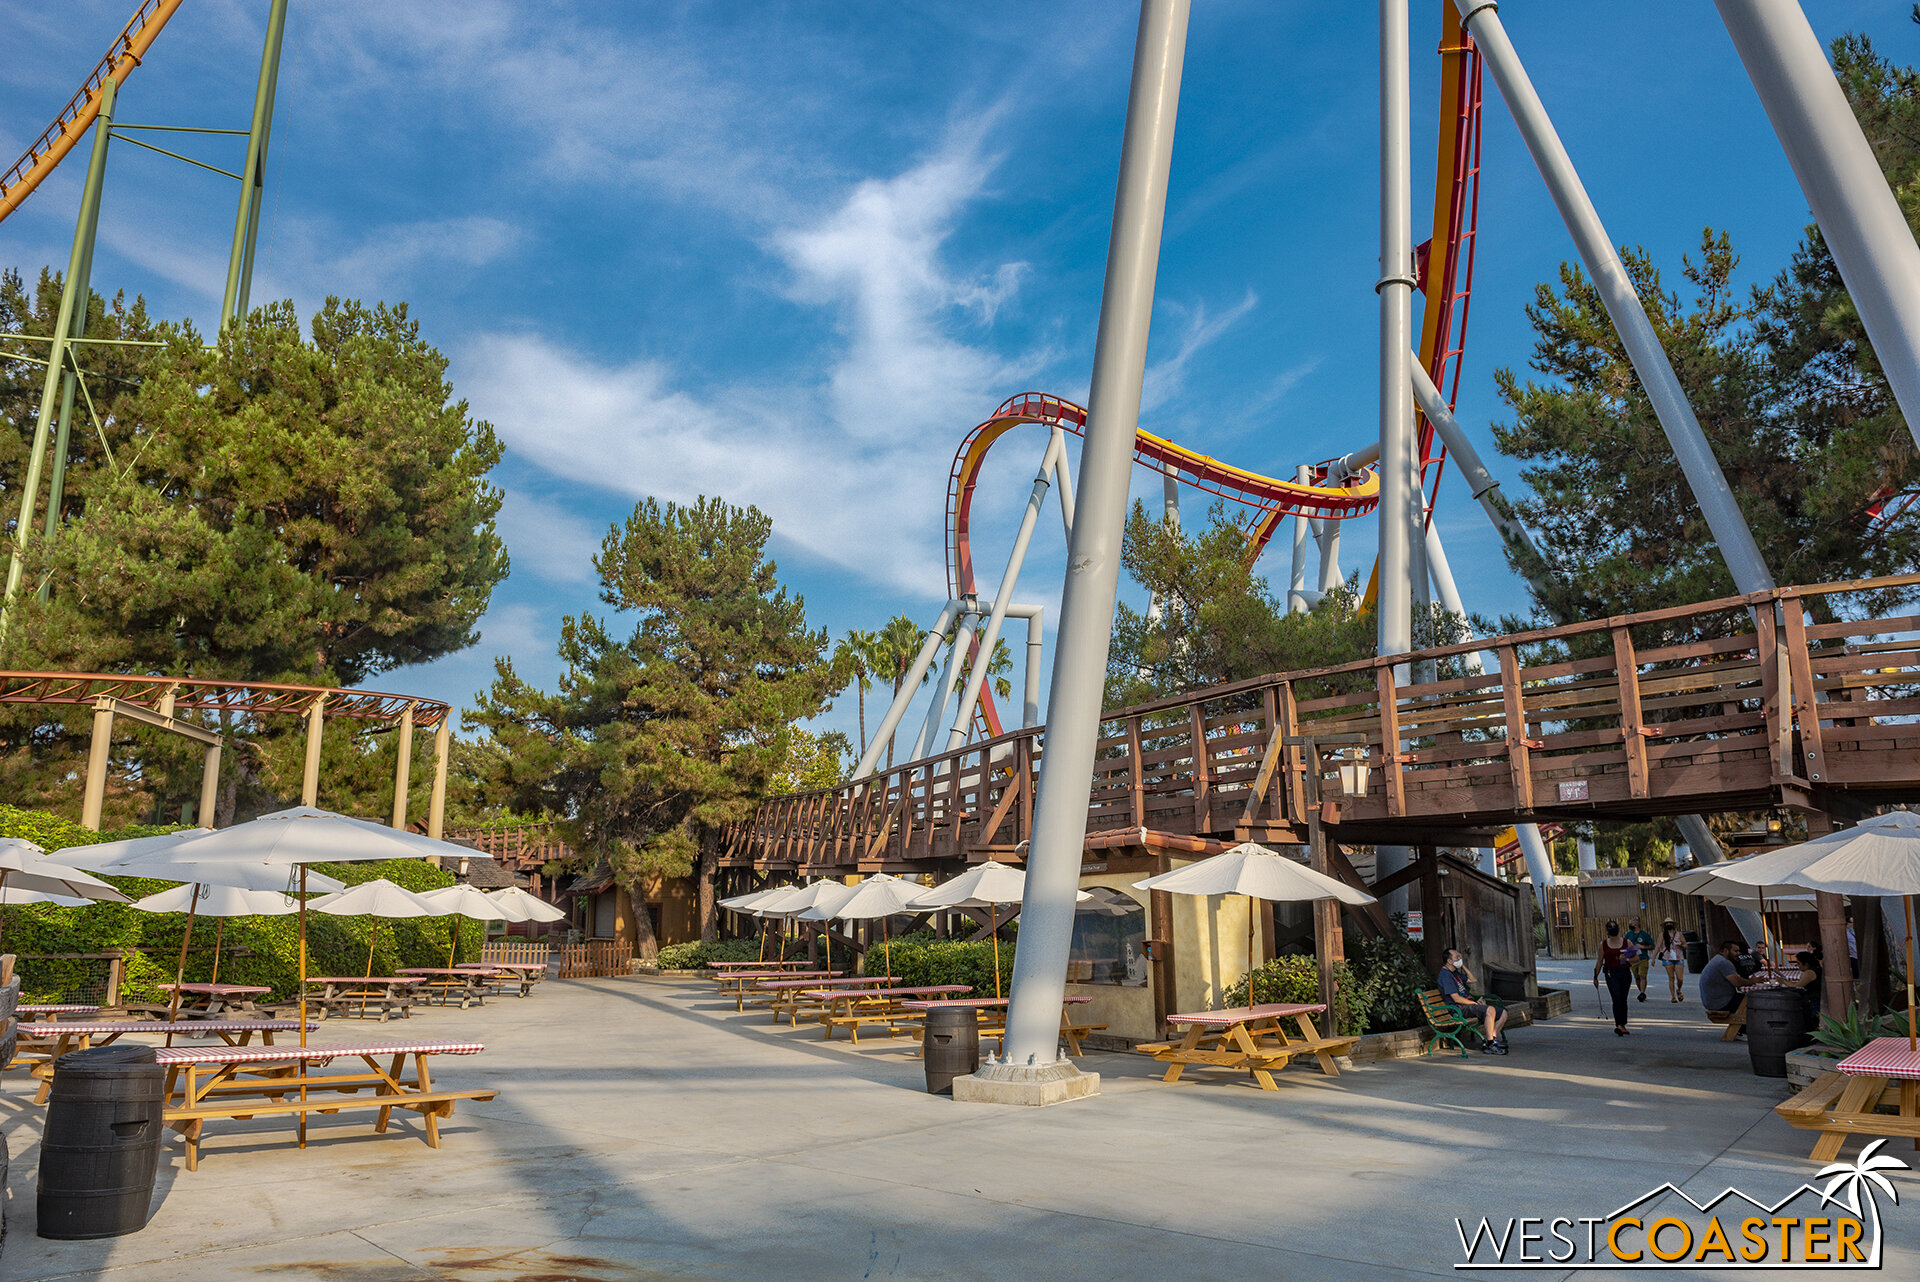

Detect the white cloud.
xmin=493 ymin=489 xmax=604 ymax=587
xmin=462 ymin=131 xmax=1043 ymax=597
xmin=476 ymin=602 xmax=553 ymax=659
xmin=1140 ymin=289 xmax=1259 ymax=413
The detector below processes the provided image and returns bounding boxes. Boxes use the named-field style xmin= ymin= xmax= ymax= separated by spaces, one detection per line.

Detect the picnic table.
xmin=158 ymin=983 xmax=273 ymax=1018
xmin=156 ymin=1038 xmax=495 ymax=1171
xmin=1707 ymin=979 xmax=1792 ymax=1041
xmin=717 ymin=969 xmax=842 ymax=1012
xmin=760 ymin=974 xmax=896 ymax=1025
xmin=1137 ymin=1003 xmax=1359 ymax=1091
xmin=808 ymin=984 xmax=972 ymax=1043
xmin=16 ymin=1004 xmax=99 ymax=1017
xmin=17 ymin=1019 xmax=312 ymax=1103
xmin=396 ymin=967 xmax=498 ymax=1009
xmin=455 ymin=961 xmax=544 ymax=997
xmin=709 ymin=960 xmax=810 ymax=971
xmin=899 ymin=996 xmax=1105 ymax=1056
xmin=1777 ymin=1037 xmax=1920 ymax=1162
xmin=305 ymin=977 xmax=424 ymax=1023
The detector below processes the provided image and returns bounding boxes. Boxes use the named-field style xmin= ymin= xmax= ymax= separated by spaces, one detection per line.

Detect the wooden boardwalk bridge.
xmin=725 ymin=574 xmax=1920 ymax=878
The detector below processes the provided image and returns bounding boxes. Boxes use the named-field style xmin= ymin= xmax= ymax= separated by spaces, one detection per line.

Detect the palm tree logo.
xmin=1816 ymin=1139 xmax=1906 ymax=1263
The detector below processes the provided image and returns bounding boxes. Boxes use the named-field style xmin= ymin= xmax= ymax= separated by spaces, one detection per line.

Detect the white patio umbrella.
xmin=60 ymin=828 xmax=347 ymax=893
xmin=808 ymin=874 xmax=919 ymax=979
xmin=783 ymin=880 xmax=857 ymax=972
xmin=1664 ymin=864 xmax=1814 ymax=961
xmin=0 ymin=839 xmax=131 ymax=949
xmin=130 ymin=806 xmax=475 ymax=1046
xmin=907 ymin=860 xmax=1092 ymax=998
xmin=1135 ymin=842 xmax=1377 ymax=996
xmin=488 ymin=886 xmax=568 ymax=922
xmin=718 ymin=885 xmax=794 ymax=962
xmin=1713 ymin=812 xmax=1920 ymax=1049
xmin=418 ymin=882 xmax=519 ymax=968
xmin=132 ymin=883 xmax=299 ymax=991
xmin=309 ymin=878 xmax=450 ymax=980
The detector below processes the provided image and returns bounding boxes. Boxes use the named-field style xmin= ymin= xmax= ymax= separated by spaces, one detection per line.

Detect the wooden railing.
xmin=557 ymin=941 xmax=628 ymax=979
xmin=480 ymin=941 xmax=551 ymax=967
xmin=726 ymin=573 xmax=1920 ymax=871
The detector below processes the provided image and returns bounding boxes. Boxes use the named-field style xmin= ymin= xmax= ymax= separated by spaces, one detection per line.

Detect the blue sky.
xmin=4 ymin=1 xmax=1916 ymax=751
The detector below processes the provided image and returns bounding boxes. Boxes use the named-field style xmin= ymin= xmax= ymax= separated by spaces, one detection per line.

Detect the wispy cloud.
xmin=1140 ymin=288 xmax=1259 ymax=413
xmin=493 ymin=489 xmax=604 ymax=587
xmin=463 ymin=128 xmax=1042 ymax=597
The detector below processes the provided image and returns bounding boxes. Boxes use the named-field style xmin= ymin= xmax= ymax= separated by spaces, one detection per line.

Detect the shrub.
xmin=657 ymin=937 xmax=800 ymax=969
xmin=861 ymin=931 xmax=1012 ymax=995
xmin=1223 ymin=956 xmax=1369 ymax=1036
xmin=1221 ymin=920 xmax=1430 ymax=1038
xmin=0 ymin=804 xmax=460 ymax=1002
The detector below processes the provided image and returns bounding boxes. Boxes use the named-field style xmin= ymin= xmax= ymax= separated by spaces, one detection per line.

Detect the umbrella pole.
xmin=1906 ymin=894 xmax=1917 ymax=1052
xmin=883 ymin=917 xmax=892 ymax=982
xmin=165 ymin=889 xmax=200 ymax=1046
xmin=298 ymin=864 xmax=309 ymax=1149
xmin=360 ymin=920 xmax=378 ymax=1017
xmin=991 ymin=906 xmax=1002 ymax=1001
xmin=1248 ymin=893 xmax=1256 ymax=1003
xmin=0 ymin=869 xmax=9 ymax=949
xmin=211 ymin=918 xmax=224 ymax=986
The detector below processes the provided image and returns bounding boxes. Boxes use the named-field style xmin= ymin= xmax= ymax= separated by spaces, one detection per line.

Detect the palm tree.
xmin=874 ymin=615 xmax=926 ymax=767
xmin=833 ymin=629 xmax=879 ymax=757
xmin=1817 ymin=1138 xmax=1905 ymax=1260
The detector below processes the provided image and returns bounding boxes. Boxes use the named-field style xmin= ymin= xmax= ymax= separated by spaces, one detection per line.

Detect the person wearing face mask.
xmin=1437 ymin=947 xmax=1509 ymax=1054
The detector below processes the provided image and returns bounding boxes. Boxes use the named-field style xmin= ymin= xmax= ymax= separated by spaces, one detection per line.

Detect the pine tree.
xmin=472 ymin=496 xmax=835 ymax=948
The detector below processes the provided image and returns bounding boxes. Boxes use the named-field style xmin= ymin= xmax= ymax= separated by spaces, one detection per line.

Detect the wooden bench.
xmin=1708 ymin=998 xmax=1747 ymax=1041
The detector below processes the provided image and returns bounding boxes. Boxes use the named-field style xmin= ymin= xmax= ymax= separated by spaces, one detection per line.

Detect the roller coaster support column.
xmin=1462 ymin=2 xmax=1772 ymax=599
xmin=1376 ymin=0 xmax=1417 ymax=665
xmin=1288 ymin=466 xmax=1314 ymax=613
xmin=1050 ymin=427 xmax=1076 ymax=542
xmin=1718 ymin=1 xmax=1920 ymax=453
xmin=913 ymin=600 xmax=975 ymax=761
xmin=946 ymin=440 xmax=1063 ymax=750
xmin=0 ymin=79 xmax=118 ymax=649
xmin=851 ymin=601 xmax=960 ymax=780
xmin=1373 ymin=0 xmax=1419 ymax=915
xmin=1015 ymin=603 xmax=1044 ymax=728
xmin=221 ymin=0 xmax=289 ymax=332
xmin=975 ymin=0 xmax=1188 ymax=1101
xmin=1411 ymin=360 xmax=1552 ymax=593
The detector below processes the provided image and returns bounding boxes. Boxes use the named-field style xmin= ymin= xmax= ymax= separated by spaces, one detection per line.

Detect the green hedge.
xmin=0 ymin=804 xmax=461 ymax=1002
xmin=859 ymin=930 xmax=1012 ymax=996
xmin=657 ymin=938 xmax=801 ymax=969
xmin=1222 ymin=920 xmax=1432 ymax=1038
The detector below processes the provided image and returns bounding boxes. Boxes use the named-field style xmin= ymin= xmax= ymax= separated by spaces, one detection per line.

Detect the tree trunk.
xmin=857 ymin=680 xmax=867 ymax=758
xmin=615 ymin=880 xmax=658 ymax=960
xmin=697 ymin=829 xmax=719 ymax=943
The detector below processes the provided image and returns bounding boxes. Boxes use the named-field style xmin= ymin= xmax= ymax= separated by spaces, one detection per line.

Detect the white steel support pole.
xmin=912 ymin=607 xmax=973 ymax=762
xmin=1376 ymin=0 xmax=1417 ymax=663
xmin=1016 ymin=604 xmax=1045 ymax=728
xmin=1050 ymin=427 xmax=1077 ymax=542
xmin=1316 ymin=515 xmax=1343 ymax=595
xmin=1517 ymin=823 xmax=1555 ymax=913
xmin=1424 ymin=520 xmax=1485 ymax=676
xmin=851 ymin=601 xmax=961 ymax=780
xmin=1373 ymin=0 xmax=1418 ymax=914
xmin=947 ymin=458 xmax=1056 ymax=750
xmin=1463 ymin=2 xmax=1773 ymax=598
xmin=1287 ymin=466 xmax=1313 ymax=613
xmin=1411 ymin=360 xmax=1553 ymax=593
xmin=996 ymin=0 xmax=1189 ymax=1085
xmin=1717 ymin=1 xmax=1920 ymax=453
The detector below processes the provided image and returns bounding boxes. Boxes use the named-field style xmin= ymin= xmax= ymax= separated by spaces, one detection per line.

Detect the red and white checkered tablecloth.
xmin=152 ymin=1039 xmax=485 ymax=1067
xmin=17 ymin=1004 xmax=99 ymax=1014
xmin=1837 ymin=1037 xmax=1920 ymax=1081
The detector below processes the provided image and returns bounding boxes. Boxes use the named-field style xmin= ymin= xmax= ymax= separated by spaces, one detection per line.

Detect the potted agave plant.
xmin=1786 ymin=1007 xmax=1904 ymax=1089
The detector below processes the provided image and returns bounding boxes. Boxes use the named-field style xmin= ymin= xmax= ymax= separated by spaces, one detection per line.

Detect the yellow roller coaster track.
xmin=0 ymin=0 xmax=185 ymax=227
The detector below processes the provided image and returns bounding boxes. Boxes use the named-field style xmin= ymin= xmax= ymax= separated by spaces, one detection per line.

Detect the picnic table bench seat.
xmin=809 ymin=985 xmax=972 ymax=1043
xmin=1142 ymin=1003 xmax=1356 ymax=1090
xmin=157 ymin=1038 xmax=494 ymax=1170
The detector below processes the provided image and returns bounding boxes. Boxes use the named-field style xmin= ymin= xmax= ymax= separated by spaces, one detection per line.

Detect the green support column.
xmin=221 ymin=0 xmax=289 ymax=332
xmin=0 ymin=78 xmax=117 ymax=646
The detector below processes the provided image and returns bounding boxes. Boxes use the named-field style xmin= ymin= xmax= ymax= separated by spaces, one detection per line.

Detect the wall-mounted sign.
xmin=1405 ymin=910 xmax=1424 ymax=940
xmin=1558 ymin=780 xmax=1590 ymax=802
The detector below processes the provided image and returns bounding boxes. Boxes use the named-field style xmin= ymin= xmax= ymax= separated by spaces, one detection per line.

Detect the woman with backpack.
xmin=1657 ymin=919 xmax=1688 ymax=1002
xmin=1594 ymin=920 xmax=1636 ymax=1035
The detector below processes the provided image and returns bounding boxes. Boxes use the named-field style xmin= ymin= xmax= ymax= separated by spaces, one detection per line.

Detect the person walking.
xmin=1594 ymin=920 xmax=1635 ymax=1036
xmin=1625 ymin=916 xmax=1656 ymax=1002
xmin=1656 ymin=918 xmax=1688 ymax=1002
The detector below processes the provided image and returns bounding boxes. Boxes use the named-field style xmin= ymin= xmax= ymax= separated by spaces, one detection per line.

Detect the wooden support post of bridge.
xmin=1417 ymin=844 xmax=1444 ymax=978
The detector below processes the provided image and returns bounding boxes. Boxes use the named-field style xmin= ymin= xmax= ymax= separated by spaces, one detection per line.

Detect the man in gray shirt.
xmin=1699 ymin=939 xmax=1762 ymax=1014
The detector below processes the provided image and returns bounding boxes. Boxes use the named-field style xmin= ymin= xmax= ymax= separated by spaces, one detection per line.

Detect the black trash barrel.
xmin=1744 ymin=988 xmax=1812 ymax=1078
xmin=0 ymin=976 xmax=19 ymax=1071
xmin=1485 ymin=966 xmax=1529 ymax=1003
xmin=37 ymin=1045 xmax=165 ymax=1240
xmin=924 ymin=1005 xmax=980 ymax=1095
xmin=1687 ymin=941 xmax=1709 ymax=974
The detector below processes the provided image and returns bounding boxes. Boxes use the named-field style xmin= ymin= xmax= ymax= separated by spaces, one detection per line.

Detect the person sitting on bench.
xmin=1699 ymin=940 xmax=1764 ymax=1017
xmin=1438 ymin=948 xmax=1508 ymax=1054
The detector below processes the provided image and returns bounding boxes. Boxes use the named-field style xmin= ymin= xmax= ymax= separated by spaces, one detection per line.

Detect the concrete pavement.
xmin=0 ymin=956 xmax=1912 ymax=1280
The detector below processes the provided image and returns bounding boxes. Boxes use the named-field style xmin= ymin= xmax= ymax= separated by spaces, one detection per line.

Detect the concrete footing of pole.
xmin=953 ymin=1060 xmax=1100 ymax=1107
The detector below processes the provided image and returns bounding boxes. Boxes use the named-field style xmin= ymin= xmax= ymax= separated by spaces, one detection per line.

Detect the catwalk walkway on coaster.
xmin=725 ymin=572 xmax=1920 ymax=875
